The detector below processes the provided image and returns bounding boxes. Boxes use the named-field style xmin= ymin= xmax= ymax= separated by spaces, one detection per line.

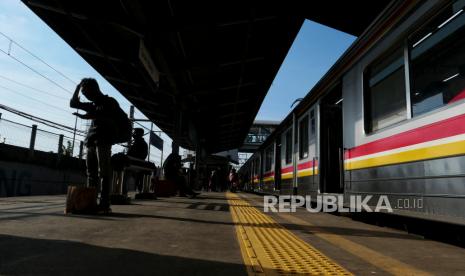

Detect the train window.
xmin=265 ymin=146 xmax=273 ymax=171
xmin=299 ymin=115 xmax=309 ymax=159
xmin=310 ymin=110 xmax=315 ymax=138
xmin=364 ymin=46 xmax=407 ymax=133
xmin=409 ymin=1 xmax=465 ymax=117
xmin=254 ymin=159 xmax=260 ymax=175
xmin=285 ymin=129 xmax=292 ymax=164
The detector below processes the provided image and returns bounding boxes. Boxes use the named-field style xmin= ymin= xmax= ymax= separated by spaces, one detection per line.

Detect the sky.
xmin=0 ymin=1 xmax=355 ymax=163
xmin=255 ymin=20 xmax=355 ymax=121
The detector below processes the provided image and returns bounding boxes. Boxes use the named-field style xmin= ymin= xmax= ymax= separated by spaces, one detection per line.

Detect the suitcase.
xmin=65 ymin=185 xmax=98 ymax=214
xmin=153 ymin=179 xmax=176 ymax=197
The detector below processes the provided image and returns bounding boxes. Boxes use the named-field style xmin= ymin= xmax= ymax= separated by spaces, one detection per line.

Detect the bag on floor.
xmin=65 ymin=185 xmax=98 ymax=214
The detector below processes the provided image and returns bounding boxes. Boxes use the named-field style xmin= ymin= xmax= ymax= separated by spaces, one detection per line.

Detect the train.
xmin=239 ymin=0 xmax=465 ymax=225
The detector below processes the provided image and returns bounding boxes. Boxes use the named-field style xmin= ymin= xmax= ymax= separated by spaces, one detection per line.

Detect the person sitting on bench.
xmin=163 ymin=143 xmax=199 ymax=198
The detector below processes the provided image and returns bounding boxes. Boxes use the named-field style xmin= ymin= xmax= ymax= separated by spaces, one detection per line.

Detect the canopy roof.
xmin=23 ymin=0 xmax=391 ymax=152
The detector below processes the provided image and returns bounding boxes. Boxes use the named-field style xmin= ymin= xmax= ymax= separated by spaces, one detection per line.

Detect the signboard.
xmin=139 ymin=39 xmax=160 ymax=85
xmin=149 ymin=131 xmax=163 ymax=151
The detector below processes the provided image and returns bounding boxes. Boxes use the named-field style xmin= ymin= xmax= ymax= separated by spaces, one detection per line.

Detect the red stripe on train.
xmin=282 ymin=166 xmax=293 ymax=173
xmin=263 ymin=172 xmax=275 ymax=178
xmin=298 ymin=160 xmax=317 ymax=170
xmin=281 ymin=160 xmax=318 ymax=174
xmin=345 ymin=113 xmax=465 ymax=159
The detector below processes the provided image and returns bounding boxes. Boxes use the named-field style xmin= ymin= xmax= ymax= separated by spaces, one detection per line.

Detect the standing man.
xmin=70 ymin=78 xmax=127 ymax=213
xmin=127 ymin=128 xmax=149 ymax=193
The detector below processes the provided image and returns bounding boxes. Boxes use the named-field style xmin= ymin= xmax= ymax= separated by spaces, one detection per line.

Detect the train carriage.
xmin=240 ymin=0 xmax=465 ymax=225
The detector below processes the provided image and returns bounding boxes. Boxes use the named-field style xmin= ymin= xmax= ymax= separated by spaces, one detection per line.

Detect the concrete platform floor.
xmin=0 ymin=193 xmax=246 ymax=275
xmin=1 ymin=192 xmax=465 ymax=275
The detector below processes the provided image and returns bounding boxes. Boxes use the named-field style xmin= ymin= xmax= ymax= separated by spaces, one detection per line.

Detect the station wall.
xmin=0 ymin=144 xmax=86 ymax=197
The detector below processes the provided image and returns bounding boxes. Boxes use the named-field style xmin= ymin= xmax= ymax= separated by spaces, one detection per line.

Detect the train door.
xmin=296 ymin=111 xmax=317 ymax=195
xmin=274 ymin=137 xmax=281 ymax=192
xmin=280 ymin=127 xmax=294 ymax=195
xmin=262 ymin=144 xmax=275 ymax=193
xmin=319 ymin=83 xmax=344 ymax=193
xmin=252 ymin=157 xmax=258 ymax=192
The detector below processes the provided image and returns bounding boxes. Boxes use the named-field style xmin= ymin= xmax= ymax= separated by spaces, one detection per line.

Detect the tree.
xmin=62 ymin=141 xmax=73 ymax=156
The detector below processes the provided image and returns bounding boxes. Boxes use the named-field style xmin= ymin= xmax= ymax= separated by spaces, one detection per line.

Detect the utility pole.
xmin=160 ymin=132 xmax=163 ymax=167
xmin=71 ymin=109 xmax=78 ymax=156
xmin=127 ymin=105 xmax=135 ymax=152
xmin=147 ymin=122 xmax=153 ymax=161
xmin=29 ymin=124 xmax=37 ymax=158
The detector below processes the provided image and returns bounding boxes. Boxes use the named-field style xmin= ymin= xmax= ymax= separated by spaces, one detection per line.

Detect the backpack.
xmin=93 ymin=96 xmax=132 ymax=145
xmin=112 ymin=105 xmax=132 ymax=144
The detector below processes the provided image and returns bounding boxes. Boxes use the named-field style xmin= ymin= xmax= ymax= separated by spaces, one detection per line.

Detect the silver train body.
xmin=240 ymin=0 xmax=465 ymax=225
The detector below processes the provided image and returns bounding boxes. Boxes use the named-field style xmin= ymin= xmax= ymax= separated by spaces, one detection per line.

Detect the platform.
xmin=1 ymin=192 xmax=465 ymax=275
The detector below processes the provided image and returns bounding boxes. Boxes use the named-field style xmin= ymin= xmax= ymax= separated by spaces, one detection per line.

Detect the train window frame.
xmin=310 ymin=109 xmax=316 ymax=140
xmin=283 ymin=127 xmax=293 ymax=165
xmin=298 ymin=113 xmax=310 ymax=160
xmin=363 ymin=44 xmax=409 ymax=134
xmin=264 ymin=145 xmax=274 ymax=172
xmin=407 ymin=0 xmax=465 ymax=118
xmin=253 ymin=156 xmax=260 ymax=176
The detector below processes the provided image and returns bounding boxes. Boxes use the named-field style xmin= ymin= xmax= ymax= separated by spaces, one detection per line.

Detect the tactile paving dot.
xmin=228 ymin=193 xmax=352 ymax=276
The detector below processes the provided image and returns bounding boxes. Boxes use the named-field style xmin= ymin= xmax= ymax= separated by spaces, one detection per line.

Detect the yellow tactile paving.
xmin=277 ymin=212 xmax=432 ymax=276
xmin=227 ymin=193 xmax=352 ymax=276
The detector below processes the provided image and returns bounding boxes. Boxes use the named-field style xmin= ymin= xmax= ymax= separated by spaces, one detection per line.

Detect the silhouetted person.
xmin=70 ymin=78 xmax=124 ymax=212
xmin=127 ymin=128 xmax=148 ymax=192
xmin=209 ymin=169 xmax=220 ymax=192
xmin=127 ymin=128 xmax=148 ymax=160
xmin=229 ymin=168 xmax=238 ymax=192
xmin=163 ymin=143 xmax=199 ymax=197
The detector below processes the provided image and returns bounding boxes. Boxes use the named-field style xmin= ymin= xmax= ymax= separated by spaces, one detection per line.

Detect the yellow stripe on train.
xmin=346 ymin=139 xmax=465 ymax=170
xmin=282 ymin=173 xmax=293 ymax=180
xmin=297 ymin=169 xmax=318 ymax=177
xmin=263 ymin=176 xmax=275 ymax=182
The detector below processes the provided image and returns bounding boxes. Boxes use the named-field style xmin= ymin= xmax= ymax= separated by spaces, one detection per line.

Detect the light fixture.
xmin=438 ymin=9 xmax=463 ymax=29
xmin=413 ymin=32 xmax=432 ymax=48
xmin=443 ymin=73 xmax=460 ymax=82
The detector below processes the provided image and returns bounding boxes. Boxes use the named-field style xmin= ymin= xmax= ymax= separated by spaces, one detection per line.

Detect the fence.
xmin=0 ymin=117 xmax=86 ymax=158
xmin=0 ymin=117 xmax=168 ymax=166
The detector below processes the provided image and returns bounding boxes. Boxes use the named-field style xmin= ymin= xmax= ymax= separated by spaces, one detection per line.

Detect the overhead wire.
xmin=1 ymin=117 xmax=80 ymax=140
xmin=0 ymin=31 xmax=140 ymax=114
xmin=0 ymin=47 xmax=73 ymax=94
xmin=0 ymin=31 xmax=149 ymax=140
xmin=0 ymin=31 xmax=77 ymax=86
xmin=0 ymin=83 xmax=72 ymax=114
xmin=0 ymin=31 xmax=85 ymax=145
xmin=0 ymin=103 xmax=86 ymax=137
xmin=0 ymin=74 xmax=69 ymax=100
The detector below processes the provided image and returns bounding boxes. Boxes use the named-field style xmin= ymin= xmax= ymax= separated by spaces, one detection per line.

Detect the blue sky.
xmin=0 ymin=1 xmax=355 ymax=161
xmin=255 ymin=21 xmax=355 ymax=121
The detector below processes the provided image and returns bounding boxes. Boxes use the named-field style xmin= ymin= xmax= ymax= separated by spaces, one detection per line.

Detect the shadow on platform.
xmin=0 ymin=210 xmax=419 ymax=241
xmin=0 ymin=234 xmax=246 ymax=276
